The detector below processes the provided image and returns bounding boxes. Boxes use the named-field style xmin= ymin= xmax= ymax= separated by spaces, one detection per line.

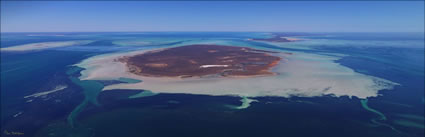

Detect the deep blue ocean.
xmin=1 ymin=32 xmax=424 ymax=137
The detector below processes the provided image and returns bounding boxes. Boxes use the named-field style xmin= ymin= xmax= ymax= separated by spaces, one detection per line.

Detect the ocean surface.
xmin=1 ymin=32 xmax=424 ymax=137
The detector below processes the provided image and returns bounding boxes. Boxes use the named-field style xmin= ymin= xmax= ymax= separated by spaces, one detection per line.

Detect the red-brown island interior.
xmin=119 ymin=44 xmax=282 ymax=78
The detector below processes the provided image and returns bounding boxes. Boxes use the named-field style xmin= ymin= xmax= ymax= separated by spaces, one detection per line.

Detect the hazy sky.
xmin=1 ymin=1 xmax=424 ymax=32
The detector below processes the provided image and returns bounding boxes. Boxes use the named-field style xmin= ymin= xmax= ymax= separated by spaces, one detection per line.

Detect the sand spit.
xmin=24 ymin=85 xmax=68 ymax=98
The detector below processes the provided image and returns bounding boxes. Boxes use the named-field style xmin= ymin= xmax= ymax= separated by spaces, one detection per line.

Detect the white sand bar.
xmin=24 ymin=85 xmax=68 ymax=98
xmin=1 ymin=40 xmax=93 ymax=51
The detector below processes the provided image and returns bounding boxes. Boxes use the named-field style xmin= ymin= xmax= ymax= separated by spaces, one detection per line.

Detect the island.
xmin=73 ymin=34 xmax=400 ymax=105
xmin=118 ymin=44 xmax=282 ymax=78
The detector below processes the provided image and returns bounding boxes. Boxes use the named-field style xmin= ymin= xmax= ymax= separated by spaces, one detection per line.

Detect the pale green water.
xmin=118 ymin=77 xmax=142 ymax=84
xmin=392 ymin=114 xmax=425 ymax=129
xmin=393 ymin=119 xmax=425 ymax=129
xmin=394 ymin=114 xmax=425 ymax=121
xmin=361 ymin=99 xmax=387 ymax=121
xmin=129 ymin=90 xmax=158 ymax=99
xmin=67 ymin=69 xmax=143 ymax=127
xmin=360 ymin=99 xmax=402 ymax=134
xmin=66 ymin=66 xmax=84 ymax=75
xmin=67 ymin=69 xmax=104 ymax=127
xmin=225 ymin=96 xmax=258 ymax=109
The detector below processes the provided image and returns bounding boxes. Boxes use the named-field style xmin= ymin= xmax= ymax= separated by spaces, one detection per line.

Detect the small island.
xmin=118 ymin=45 xmax=282 ymax=78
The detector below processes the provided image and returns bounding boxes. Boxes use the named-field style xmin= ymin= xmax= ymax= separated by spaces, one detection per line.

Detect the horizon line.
xmin=1 ymin=31 xmax=424 ymax=33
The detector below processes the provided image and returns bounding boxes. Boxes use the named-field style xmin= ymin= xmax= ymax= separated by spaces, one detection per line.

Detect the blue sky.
xmin=1 ymin=1 xmax=424 ymax=32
